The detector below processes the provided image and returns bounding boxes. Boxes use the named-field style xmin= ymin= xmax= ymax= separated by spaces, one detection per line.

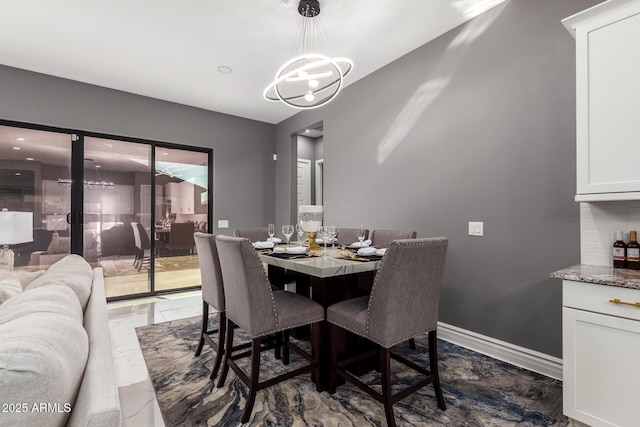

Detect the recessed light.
xmin=26 ymin=157 xmax=34 ymax=161
xmin=15 ymin=172 xmax=21 ymax=176
xmin=217 ymin=65 xmax=233 ymax=74
xmin=12 ymin=146 xmax=21 ymax=150
xmin=305 ymin=129 xmax=310 ymax=133
xmin=162 ymin=152 xmax=169 ymax=156
xmin=15 ymin=137 xmax=25 ymax=141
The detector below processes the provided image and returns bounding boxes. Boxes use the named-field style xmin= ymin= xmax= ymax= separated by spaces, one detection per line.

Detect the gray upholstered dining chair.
xmin=336 ymin=227 xmax=369 ymax=246
xmin=214 ymin=235 xmax=324 ymax=424
xmin=233 ymin=227 xmax=269 ymax=242
xmin=193 ymin=232 xmax=229 ymax=380
xmin=130 ymin=222 xmax=150 ymax=271
xmin=369 ymin=229 xmax=417 ymax=249
xmin=326 ymin=237 xmax=448 ymax=427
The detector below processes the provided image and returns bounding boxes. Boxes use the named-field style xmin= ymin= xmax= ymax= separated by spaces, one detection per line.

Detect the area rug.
xmin=136 ymin=316 xmax=567 ymax=426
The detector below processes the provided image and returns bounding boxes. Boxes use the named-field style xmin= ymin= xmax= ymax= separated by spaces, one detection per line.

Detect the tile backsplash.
xmin=581 ymin=201 xmax=640 ymax=266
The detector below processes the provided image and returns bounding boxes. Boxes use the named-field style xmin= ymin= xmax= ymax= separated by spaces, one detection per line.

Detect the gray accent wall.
xmin=275 ymin=0 xmax=600 ymax=357
xmin=0 ymin=65 xmax=276 ymax=235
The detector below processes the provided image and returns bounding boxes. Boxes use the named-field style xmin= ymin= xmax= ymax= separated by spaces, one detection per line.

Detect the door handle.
xmin=66 ymin=212 xmax=72 ymax=225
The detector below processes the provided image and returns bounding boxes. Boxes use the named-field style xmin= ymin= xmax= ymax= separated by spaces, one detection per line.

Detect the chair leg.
xmin=283 ymin=330 xmax=290 ymax=365
xmin=380 ymin=347 xmax=396 ymax=427
xmin=216 ymin=318 xmax=235 ymax=388
xmin=195 ymin=302 xmax=209 ymax=357
xmin=311 ymin=322 xmax=322 ymax=392
xmin=210 ymin=311 xmax=226 ymax=380
xmin=429 ymin=330 xmax=446 ymax=410
xmin=328 ymin=324 xmax=339 ymax=394
xmin=274 ymin=332 xmax=282 ymax=360
xmin=409 ymin=338 xmax=416 ymax=350
xmin=241 ymin=338 xmax=262 ymax=424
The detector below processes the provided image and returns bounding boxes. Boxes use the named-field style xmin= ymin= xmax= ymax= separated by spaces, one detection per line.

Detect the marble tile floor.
xmin=108 ymin=290 xmax=204 ymax=427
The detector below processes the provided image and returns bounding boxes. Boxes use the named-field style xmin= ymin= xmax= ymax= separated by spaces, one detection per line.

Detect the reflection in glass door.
xmin=84 ymin=137 xmax=152 ymax=298
xmin=0 ymin=124 xmax=72 ymax=270
xmin=154 ymin=147 xmax=209 ymax=292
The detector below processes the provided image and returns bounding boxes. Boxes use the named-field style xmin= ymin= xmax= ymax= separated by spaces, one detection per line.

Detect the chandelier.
xmin=263 ymin=0 xmax=353 ymax=109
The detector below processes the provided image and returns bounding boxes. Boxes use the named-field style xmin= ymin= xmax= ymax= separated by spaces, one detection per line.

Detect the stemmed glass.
xmin=296 ymin=223 xmax=306 ymax=245
xmin=357 ymin=224 xmax=366 ymax=247
xmin=282 ymin=224 xmax=294 ymax=247
xmin=328 ymin=225 xmax=337 ymax=250
xmin=268 ymin=223 xmax=275 ymax=241
xmin=319 ymin=226 xmax=330 ymax=256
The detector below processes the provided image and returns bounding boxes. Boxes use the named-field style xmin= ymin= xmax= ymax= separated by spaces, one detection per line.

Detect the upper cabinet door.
xmin=564 ymin=0 xmax=640 ymax=201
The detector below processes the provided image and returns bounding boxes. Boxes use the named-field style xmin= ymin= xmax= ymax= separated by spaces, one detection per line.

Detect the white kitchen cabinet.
xmin=165 ymin=181 xmax=194 ymax=214
xmin=563 ymin=0 xmax=640 ymax=201
xmin=563 ymin=280 xmax=640 ymax=426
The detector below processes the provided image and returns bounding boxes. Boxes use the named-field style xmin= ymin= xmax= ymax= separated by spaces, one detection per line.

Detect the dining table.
xmin=258 ymin=246 xmax=382 ymax=390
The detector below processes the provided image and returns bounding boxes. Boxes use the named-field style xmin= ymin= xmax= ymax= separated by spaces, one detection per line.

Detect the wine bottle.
xmin=627 ymin=231 xmax=640 ymax=270
xmin=612 ymin=231 xmax=627 ymax=268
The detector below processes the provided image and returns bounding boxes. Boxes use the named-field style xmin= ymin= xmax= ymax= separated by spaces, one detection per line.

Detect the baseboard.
xmin=437 ymin=322 xmax=563 ymax=381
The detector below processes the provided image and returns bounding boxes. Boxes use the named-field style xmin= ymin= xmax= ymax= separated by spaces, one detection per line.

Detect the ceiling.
xmin=0 ymin=0 xmax=507 ymax=125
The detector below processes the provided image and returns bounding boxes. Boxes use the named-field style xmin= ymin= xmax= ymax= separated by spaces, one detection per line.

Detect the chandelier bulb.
xmin=299 ymin=70 xmax=308 ymax=78
xmin=304 ymin=90 xmax=315 ymax=102
xmin=308 ymin=78 xmax=319 ymax=88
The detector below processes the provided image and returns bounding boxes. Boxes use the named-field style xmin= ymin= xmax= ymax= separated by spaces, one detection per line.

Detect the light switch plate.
xmin=468 ymin=221 xmax=484 ymax=236
xmin=218 ymin=219 xmax=229 ymax=229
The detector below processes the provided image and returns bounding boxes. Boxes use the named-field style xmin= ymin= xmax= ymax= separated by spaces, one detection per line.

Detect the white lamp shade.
xmin=299 ymin=205 xmax=323 ymax=232
xmin=0 ymin=211 xmax=34 ymax=245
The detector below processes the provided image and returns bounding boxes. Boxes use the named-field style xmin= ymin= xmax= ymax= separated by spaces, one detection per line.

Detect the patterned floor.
xmin=136 ymin=316 xmax=567 ymax=427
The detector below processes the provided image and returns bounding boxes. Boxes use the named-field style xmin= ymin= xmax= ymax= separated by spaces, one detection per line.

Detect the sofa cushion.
xmin=26 ymin=255 xmax=93 ymax=311
xmin=15 ymin=269 xmax=46 ymax=289
xmin=0 ymin=272 xmax=22 ymax=305
xmin=0 ymin=285 xmax=89 ymax=427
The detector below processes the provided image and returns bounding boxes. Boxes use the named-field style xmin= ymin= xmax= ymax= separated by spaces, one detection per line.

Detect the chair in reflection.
xmin=370 ymin=229 xmax=417 ymax=249
xmin=130 ymin=222 xmax=150 ymax=271
xmin=336 ymin=228 xmax=369 ymax=246
xmin=233 ymin=227 xmax=269 ymax=242
xmin=326 ymin=237 xmax=448 ymax=427
xmin=156 ymin=222 xmax=195 ymax=256
xmin=214 ymin=235 xmax=324 ymax=424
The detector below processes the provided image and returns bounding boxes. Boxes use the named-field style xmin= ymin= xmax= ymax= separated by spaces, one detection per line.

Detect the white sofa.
xmin=0 ymin=255 xmax=121 ymax=427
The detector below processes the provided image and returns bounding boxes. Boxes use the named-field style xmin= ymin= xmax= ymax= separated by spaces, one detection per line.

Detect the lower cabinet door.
xmin=563 ymin=307 xmax=640 ymax=427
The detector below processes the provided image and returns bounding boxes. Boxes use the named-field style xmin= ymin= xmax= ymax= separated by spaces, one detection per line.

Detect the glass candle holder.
xmin=298 ymin=205 xmax=323 ymax=252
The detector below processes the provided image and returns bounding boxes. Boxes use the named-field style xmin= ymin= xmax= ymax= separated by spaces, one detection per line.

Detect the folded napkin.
xmin=357 ymin=247 xmax=376 ymax=255
xmin=253 ymin=241 xmax=275 ymax=249
xmin=350 ymin=239 xmax=372 ymax=248
xmin=375 ymin=248 xmax=387 ymax=256
xmin=267 ymin=237 xmax=282 ymax=243
xmin=273 ymin=247 xmax=286 ymax=254
xmin=286 ymin=246 xmax=307 ymax=254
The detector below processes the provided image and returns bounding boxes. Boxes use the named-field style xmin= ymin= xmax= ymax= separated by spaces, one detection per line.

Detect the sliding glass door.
xmin=0 ymin=120 xmax=212 ymax=300
xmin=154 ymin=147 xmax=209 ymax=291
xmin=0 ymin=124 xmax=72 ymax=269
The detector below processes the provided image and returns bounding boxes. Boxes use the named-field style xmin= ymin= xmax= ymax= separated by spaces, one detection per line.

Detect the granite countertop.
xmin=550 ymin=264 xmax=640 ymax=290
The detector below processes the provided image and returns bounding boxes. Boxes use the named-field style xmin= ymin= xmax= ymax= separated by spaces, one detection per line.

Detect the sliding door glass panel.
xmin=154 ymin=147 xmax=208 ymax=292
xmin=85 ymin=137 xmax=152 ymax=298
xmin=0 ymin=125 xmax=72 ymax=270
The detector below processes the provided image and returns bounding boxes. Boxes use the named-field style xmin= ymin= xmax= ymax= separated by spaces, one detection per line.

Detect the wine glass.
xmin=296 ymin=223 xmax=306 ymax=245
xmin=328 ymin=225 xmax=337 ymax=250
xmin=357 ymin=224 xmax=366 ymax=247
xmin=268 ymin=223 xmax=275 ymax=241
xmin=318 ymin=226 xmax=328 ymax=256
xmin=282 ymin=224 xmax=294 ymax=247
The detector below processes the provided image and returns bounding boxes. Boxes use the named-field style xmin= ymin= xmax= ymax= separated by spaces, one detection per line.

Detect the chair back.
xmin=337 ymin=228 xmax=369 ymax=246
xmin=370 ymin=229 xmax=417 ymax=249
xmin=234 ymin=227 xmax=269 ymax=242
xmin=367 ymin=237 xmax=448 ymax=348
xmin=169 ymin=222 xmax=195 ymax=249
xmin=194 ymin=232 xmax=225 ymax=311
xmin=215 ymin=235 xmax=277 ymax=337
xmin=130 ymin=222 xmax=144 ymax=250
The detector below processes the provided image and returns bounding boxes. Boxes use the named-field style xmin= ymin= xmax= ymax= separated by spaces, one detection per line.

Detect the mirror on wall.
xmin=296 ymin=122 xmax=324 ymax=212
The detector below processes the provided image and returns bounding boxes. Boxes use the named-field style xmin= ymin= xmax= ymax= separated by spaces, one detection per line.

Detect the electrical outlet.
xmin=218 ymin=219 xmax=229 ymax=229
xmin=468 ymin=222 xmax=483 ymax=236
